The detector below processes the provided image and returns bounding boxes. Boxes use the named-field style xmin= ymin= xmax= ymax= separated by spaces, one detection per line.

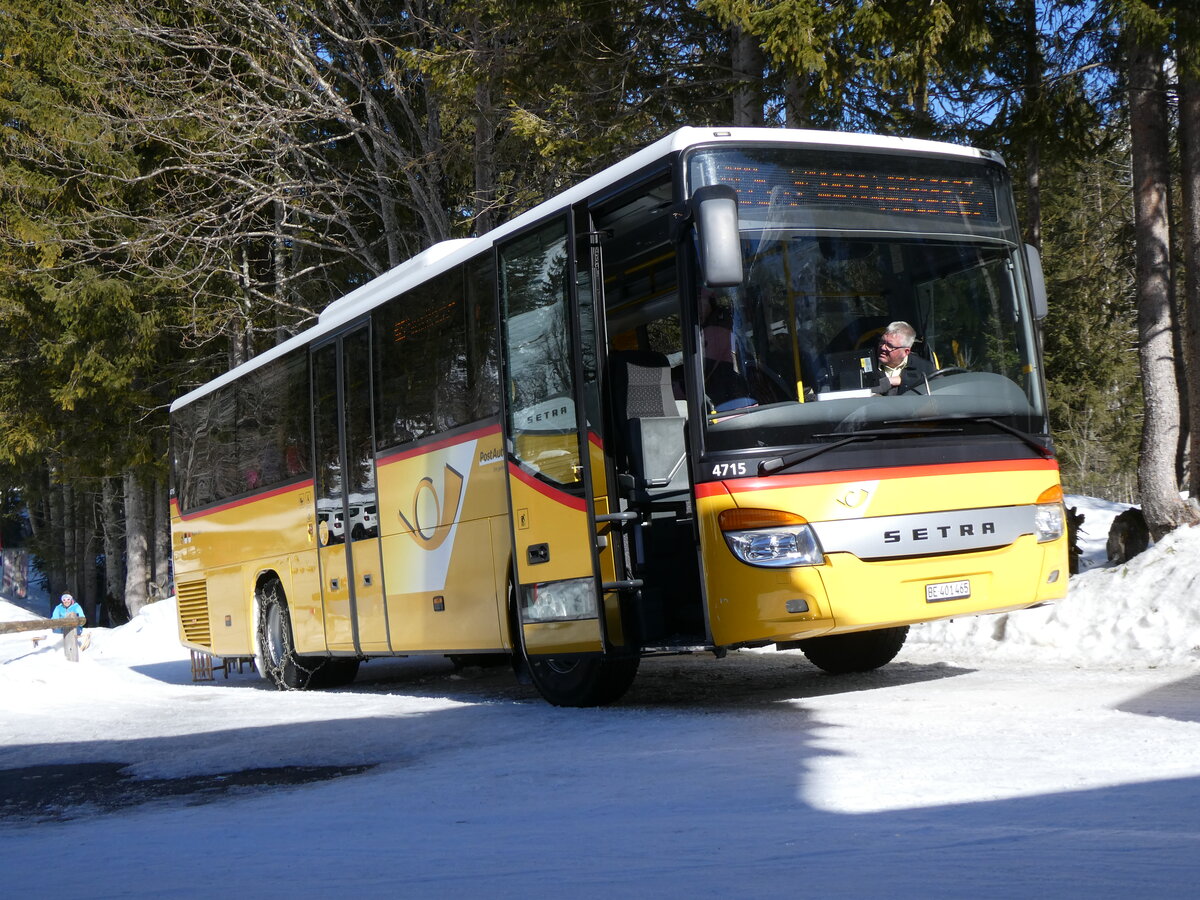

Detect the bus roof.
xmin=171 ymin=126 xmax=1000 ymax=411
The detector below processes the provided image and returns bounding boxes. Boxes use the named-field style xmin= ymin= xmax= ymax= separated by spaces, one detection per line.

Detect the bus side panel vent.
xmin=177 ymin=579 xmax=213 ymax=648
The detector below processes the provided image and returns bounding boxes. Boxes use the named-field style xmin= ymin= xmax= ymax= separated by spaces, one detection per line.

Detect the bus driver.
xmin=874 ymin=321 xmax=936 ymax=394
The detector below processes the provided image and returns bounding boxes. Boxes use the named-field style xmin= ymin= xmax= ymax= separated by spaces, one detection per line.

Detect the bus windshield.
xmin=687 ymin=146 xmax=1046 ymax=454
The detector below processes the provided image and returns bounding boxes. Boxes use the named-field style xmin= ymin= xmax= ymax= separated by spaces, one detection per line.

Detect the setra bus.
xmin=169 ymin=126 xmax=1068 ymax=705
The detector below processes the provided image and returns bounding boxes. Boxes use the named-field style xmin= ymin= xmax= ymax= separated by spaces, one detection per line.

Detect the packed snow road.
xmin=2 ymin=616 xmax=1200 ymax=898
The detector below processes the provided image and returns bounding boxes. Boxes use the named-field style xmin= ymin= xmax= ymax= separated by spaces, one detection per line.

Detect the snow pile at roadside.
xmin=0 ymin=597 xmax=188 ymax=686
xmin=85 ymin=599 xmax=190 ymax=665
xmin=910 ymin=502 xmax=1200 ymax=667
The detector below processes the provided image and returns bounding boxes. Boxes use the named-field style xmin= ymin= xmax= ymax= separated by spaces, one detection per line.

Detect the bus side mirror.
xmin=691 ymin=185 xmax=743 ymax=288
xmin=1024 ymin=244 xmax=1048 ymax=320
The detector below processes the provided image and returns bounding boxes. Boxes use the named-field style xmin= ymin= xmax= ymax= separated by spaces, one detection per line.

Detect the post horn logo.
xmin=399 ymin=465 xmax=465 ymax=550
xmin=838 ymin=487 xmax=869 ymax=509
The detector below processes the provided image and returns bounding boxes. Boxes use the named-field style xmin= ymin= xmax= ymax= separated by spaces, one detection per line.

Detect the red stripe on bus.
xmin=507 ymin=462 xmax=588 ymax=512
xmin=174 ymin=479 xmax=316 ymax=521
xmin=377 ymin=423 xmax=502 ymax=466
xmin=695 ymin=457 xmax=1059 ymax=499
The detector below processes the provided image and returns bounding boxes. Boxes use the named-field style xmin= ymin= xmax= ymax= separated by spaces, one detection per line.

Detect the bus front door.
xmin=312 ymin=327 xmax=389 ymax=655
xmin=498 ymin=213 xmax=621 ymax=660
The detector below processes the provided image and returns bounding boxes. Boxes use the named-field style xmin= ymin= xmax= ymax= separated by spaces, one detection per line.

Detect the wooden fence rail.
xmin=0 ymin=616 xmax=86 ymax=660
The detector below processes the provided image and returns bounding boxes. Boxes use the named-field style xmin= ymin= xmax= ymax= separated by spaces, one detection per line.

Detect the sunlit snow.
xmin=3 ymin=495 xmax=1199 ymax=898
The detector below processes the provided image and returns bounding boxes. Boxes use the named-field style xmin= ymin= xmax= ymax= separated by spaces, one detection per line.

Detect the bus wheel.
xmin=256 ymin=582 xmax=329 ymax=690
xmin=527 ymin=655 xmax=640 ymax=707
xmin=798 ymin=626 xmax=909 ymax=675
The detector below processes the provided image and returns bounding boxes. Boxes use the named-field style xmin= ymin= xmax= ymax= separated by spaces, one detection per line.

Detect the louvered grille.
xmin=176 ymin=580 xmax=212 ymax=647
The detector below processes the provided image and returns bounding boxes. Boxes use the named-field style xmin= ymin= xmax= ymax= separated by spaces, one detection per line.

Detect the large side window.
xmin=172 ymin=349 xmax=311 ymax=514
xmin=172 ymin=386 xmax=236 ymax=512
xmin=467 ymin=255 xmax=500 ymax=421
xmin=236 ymin=350 xmax=311 ymax=493
xmin=373 ymin=255 xmax=499 ymax=451
xmin=373 ymin=267 xmax=465 ymax=447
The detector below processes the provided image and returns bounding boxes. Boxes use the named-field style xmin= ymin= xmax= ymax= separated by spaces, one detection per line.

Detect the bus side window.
xmin=644 ymin=314 xmax=686 ymax=413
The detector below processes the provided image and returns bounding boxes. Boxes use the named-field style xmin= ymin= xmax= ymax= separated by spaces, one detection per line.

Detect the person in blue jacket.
xmin=51 ymin=592 xmax=85 ymax=636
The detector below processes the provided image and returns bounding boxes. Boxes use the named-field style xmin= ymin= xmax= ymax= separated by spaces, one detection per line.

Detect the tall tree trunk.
xmin=62 ymin=480 xmax=77 ymax=601
xmin=1181 ymin=28 xmax=1200 ymax=503
xmin=783 ymin=72 xmax=809 ymax=128
xmin=731 ymin=27 xmax=764 ymax=126
xmin=73 ymin=487 xmax=98 ymax=624
xmin=45 ymin=471 xmax=66 ymax=601
xmin=469 ymin=13 xmax=499 ymax=238
xmin=1128 ymin=31 xmax=1198 ymax=537
xmin=474 ymin=71 xmax=498 ymax=236
xmin=102 ymin=476 xmax=127 ymax=626
xmin=123 ymin=469 xmax=151 ymax=618
xmin=153 ymin=475 xmax=172 ymax=599
xmin=1021 ymin=0 xmax=1042 ymax=250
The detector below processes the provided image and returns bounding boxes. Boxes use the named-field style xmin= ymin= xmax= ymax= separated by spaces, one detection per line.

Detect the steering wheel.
xmin=927 ymin=367 xmax=968 ymax=380
xmin=909 ymin=366 xmax=968 ymax=395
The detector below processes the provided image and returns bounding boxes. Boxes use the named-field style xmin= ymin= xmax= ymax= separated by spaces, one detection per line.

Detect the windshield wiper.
xmin=882 ymin=415 xmax=1052 ymax=457
xmin=758 ymin=426 xmax=963 ymax=475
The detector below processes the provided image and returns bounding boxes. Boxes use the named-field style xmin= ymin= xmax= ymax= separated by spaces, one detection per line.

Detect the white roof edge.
xmin=172 ymin=127 xmax=1000 ymax=411
xmin=318 ymin=238 xmax=477 ymax=325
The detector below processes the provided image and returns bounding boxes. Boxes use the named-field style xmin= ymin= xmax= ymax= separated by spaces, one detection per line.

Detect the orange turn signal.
xmin=1037 ymin=485 xmax=1064 ymax=504
xmin=718 ymin=508 xmax=808 ymax=531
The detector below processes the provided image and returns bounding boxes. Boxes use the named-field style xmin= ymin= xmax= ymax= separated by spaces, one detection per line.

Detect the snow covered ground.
xmin=3 ymin=496 xmax=1200 ymax=898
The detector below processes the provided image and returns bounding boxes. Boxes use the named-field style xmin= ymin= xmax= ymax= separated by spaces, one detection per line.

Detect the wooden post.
xmin=63 ymin=628 xmax=80 ymax=662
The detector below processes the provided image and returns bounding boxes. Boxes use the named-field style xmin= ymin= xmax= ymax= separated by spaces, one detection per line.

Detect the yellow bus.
xmin=170 ymin=127 xmax=1068 ymax=705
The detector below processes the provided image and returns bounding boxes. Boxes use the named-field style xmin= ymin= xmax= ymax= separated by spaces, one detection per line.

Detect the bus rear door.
xmin=312 ymin=326 xmax=389 ymax=654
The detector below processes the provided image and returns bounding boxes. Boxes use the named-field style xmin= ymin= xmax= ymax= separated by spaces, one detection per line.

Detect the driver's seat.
xmin=609 ymin=351 xmax=688 ymax=502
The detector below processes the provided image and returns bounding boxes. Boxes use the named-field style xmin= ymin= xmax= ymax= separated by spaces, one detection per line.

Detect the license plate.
xmin=926 ymin=579 xmax=971 ymax=602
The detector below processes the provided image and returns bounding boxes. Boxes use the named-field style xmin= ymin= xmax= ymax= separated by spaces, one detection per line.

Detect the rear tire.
xmin=798 ymin=626 xmax=909 ymax=675
xmin=527 ymin=655 xmax=640 ymax=707
xmin=257 ymin=581 xmax=357 ymax=690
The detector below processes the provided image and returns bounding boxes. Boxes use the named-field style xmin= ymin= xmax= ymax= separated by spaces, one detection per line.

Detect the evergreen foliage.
xmin=1 ymin=0 xmax=1197 ymax=610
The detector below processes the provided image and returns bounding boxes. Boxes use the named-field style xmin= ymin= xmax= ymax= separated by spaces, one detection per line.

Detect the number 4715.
xmin=710 ymin=462 xmax=747 ymax=478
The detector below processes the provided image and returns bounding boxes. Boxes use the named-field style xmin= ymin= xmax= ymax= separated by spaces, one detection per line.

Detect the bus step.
xmin=595 ymin=511 xmax=638 ymax=523
xmin=602 ymin=579 xmax=644 ymax=592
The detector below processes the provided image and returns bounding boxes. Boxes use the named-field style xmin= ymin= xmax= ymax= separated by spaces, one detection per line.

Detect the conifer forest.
xmin=1 ymin=1 xmax=1198 ymax=620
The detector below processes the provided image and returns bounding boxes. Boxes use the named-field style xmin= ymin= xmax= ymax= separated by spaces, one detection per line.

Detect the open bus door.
xmin=497 ymin=211 xmax=638 ymax=705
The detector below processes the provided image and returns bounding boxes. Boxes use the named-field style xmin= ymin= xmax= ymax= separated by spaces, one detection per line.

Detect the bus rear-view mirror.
xmin=1025 ymin=244 xmax=1048 ymax=319
xmin=691 ymin=185 xmax=743 ymax=288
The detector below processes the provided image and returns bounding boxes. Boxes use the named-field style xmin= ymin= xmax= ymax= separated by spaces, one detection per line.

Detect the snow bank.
xmin=0 ymin=597 xmax=190 ymax=699
xmin=910 ymin=499 xmax=1200 ymax=667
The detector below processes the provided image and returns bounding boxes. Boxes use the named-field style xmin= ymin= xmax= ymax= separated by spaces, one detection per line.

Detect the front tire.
xmin=798 ymin=626 xmax=909 ymax=675
xmin=527 ymin=655 xmax=640 ymax=707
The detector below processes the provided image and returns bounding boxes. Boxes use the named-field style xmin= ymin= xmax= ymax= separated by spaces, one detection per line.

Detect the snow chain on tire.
xmin=257 ymin=580 xmax=349 ymax=690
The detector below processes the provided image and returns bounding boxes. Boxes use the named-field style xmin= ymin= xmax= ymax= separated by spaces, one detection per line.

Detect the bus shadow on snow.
xmin=0 ymin=656 xmax=967 ymax=826
xmin=1115 ymin=669 xmax=1200 ymax=724
xmin=314 ymin=649 xmax=975 ymax=711
xmin=132 ymin=649 xmax=975 ymax=709
xmin=0 ymin=760 xmax=374 ymax=824
xmin=4 ymin=717 xmax=1198 ymax=895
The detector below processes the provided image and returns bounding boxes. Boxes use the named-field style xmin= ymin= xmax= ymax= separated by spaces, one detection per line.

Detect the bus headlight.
xmin=719 ymin=509 xmax=825 ymax=567
xmin=1034 ymin=502 xmax=1065 ymax=543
